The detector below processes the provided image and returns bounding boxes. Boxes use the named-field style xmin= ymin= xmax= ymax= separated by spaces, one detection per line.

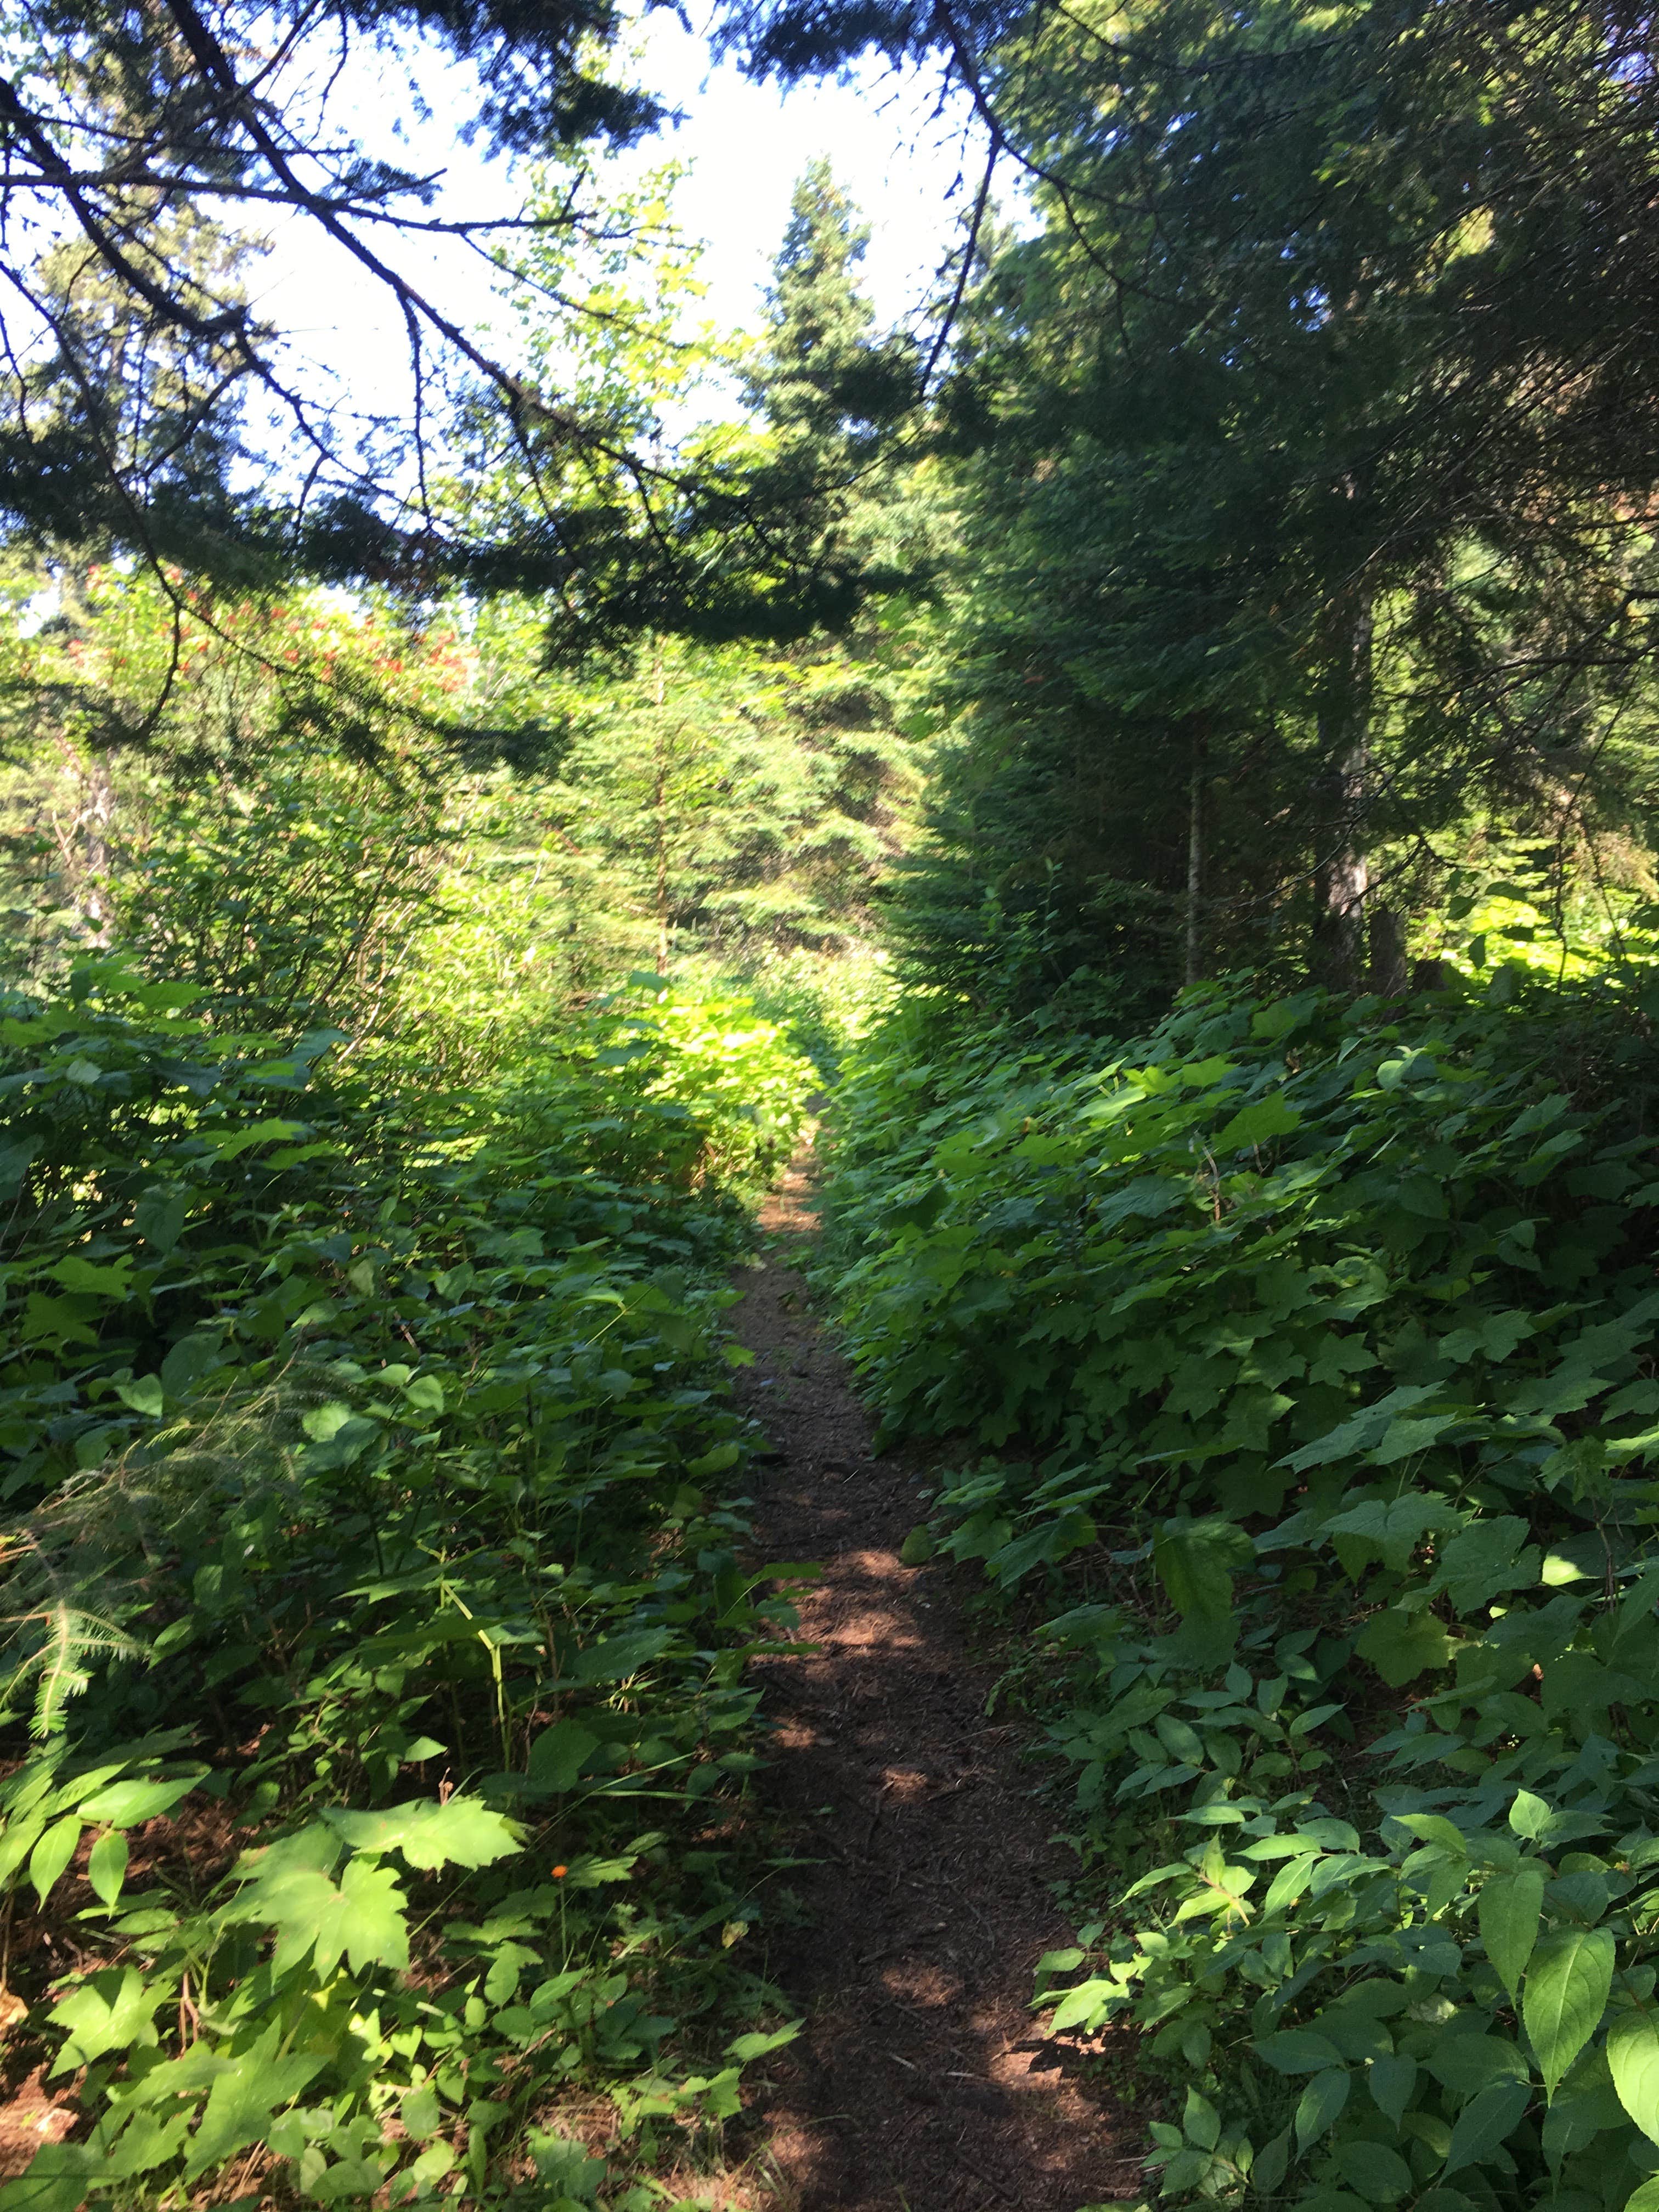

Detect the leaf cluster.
xmin=819 ymin=958 xmax=1659 ymax=2208
xmin=0 ymin=958 xmax=815 ymax=2205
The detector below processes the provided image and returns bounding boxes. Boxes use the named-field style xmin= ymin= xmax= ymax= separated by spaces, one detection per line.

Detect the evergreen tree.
xmin=524 ymin=634 xmax=918 ymax=973
xmin=870 ymin=0 xmax=1659 ymax=1015
xmin=14 ymin=206 xmax=259 ymax=552
xmin=460 ymin=165 xmax=935 ymax=981
xmin=736 ymin=158 xmax=928 ymax=603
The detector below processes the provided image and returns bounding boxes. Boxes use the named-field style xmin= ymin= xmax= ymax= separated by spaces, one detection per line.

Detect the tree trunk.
xmin=1369 ymin=903 xmax=1408 ymax=997
xmin=1310 ymin=588 xmax=1374 ymax=994
xmin=650 ymin=644 xmax=669 ymax=975
xmin=1184 ymin=718 xmax=1207 ymax=989
xmin=79 ymin=751 xmax=115 ymax=948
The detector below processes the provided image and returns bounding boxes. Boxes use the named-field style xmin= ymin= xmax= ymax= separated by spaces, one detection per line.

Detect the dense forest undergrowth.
xmin=815 ymin=962 xmax=1659 ymax=2212
xmin=0 ymin=958 xmax=825 ymax=2209
xmin=0 ymin=154 xmax=933 ymax=2209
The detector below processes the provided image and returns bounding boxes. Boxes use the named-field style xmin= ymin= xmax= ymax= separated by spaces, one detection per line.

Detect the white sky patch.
xmin=244 ymin=6 xmax=984 ymax=466
xmin=637 ymin=10 xmax=982 ymax=338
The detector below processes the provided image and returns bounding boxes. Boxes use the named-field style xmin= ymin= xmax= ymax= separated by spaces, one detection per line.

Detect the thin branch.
xmin=919 ymin=138 xmax=994 ymax=395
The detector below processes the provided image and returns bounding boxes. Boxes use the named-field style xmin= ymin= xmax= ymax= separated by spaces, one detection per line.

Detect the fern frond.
xmin=27 ymin=1604 xmax=146 ymax=1738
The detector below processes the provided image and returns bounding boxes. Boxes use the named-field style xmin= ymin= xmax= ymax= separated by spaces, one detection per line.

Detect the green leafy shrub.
xmin=0 ymin=961 xmax=815 ymax=2207
xmin=820 ymin=966 xmax=1659 ymax=2211
xmin=689 ymin=945 xmax=895 ymax=1085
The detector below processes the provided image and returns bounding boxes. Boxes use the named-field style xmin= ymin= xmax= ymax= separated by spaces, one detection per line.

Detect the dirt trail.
xmin=730 ymin=1146 xmax=1136 ymax=2212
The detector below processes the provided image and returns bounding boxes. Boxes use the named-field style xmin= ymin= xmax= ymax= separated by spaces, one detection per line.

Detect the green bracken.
xmin=819 ymin=962 xmax=1659 ymax=2212
xmin=0 ymin=961 xmax=815 ymax=2208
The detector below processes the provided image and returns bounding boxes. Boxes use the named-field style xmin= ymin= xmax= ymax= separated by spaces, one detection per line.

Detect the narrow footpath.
xmin=730 ymin=1147 xmax=1136 ymax=2212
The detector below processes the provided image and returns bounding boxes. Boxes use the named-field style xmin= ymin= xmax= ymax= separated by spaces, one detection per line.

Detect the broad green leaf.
xmin=159 ymin=1333 xmax=217 ymax=1395
xmin=1263 ymin=1856 xmax=1320 ymax=1912
xmin=0 ymin=1815 xmax=46 ymax=1891
xmin=1431 ymin=1516 xmax=1538 ymax=1610
xmin=1312 ymin=2005 xmax=1393 ymax=2062
xmin=1184 ymin=2087 xmax=1220 ymax=2148
xmin=1035 ymin=1948 xmax=1087 ymax=1977
xmin=300 ymin=1401 xmax=353 ymax=1444
xmin=231 ymin=1848 xmax=408 ymax=1978
xmin=527 ymin=1723 xmax=600 ymax=1792
xmin=50 ymin=1254 xmax=132 ymax=1297
xmin=180 ymin=2036 xmax=326 ymax=2180
xmin=55 ymin=1754 xmax=174 ymax=1815
xmin=28 ymin=1817 xmax=80 ymax=1906
xmin=0 ymin=2142 xmax=100 ymax=2210
xmin=1368 ymin=2053 xmax=1417 ymax=2126
xmin=300 ymin=2145 xmax=391 ymax=2198
xmin=1279 ymin=1384 xmax=1441 ymax=1474
xmin=1426 ymin=2034 xmax=1529 ymax=2100
xmin=1333 ymin=2141 xmax=1413 ymax=2203
xmin=1326 ymin=1493 xmax=1456 ymax=1571
xmin=197 ymin=1118 xmax=304 ymax=1161
xmin=19 ymin=1294 xmax=98 ymax=1348
xmin=0 ymin=1760 xmax=63 ymax=1823
xmin=726 ymin=2021 xmax=801 ymax=2062
xmin=1628 ymin=2180 xmax=1659 ymax=2212
xmin=46 ymin=1968 xmax=159 ymax=2075
xmin=1523 ymin=1928 xmax=1614 ymax=2098
xmin=1479 ymin=1865 xmax=1545 ymax=2001
xmin=899 ymin=1523 xmax=935 ymax=1566
xmin=235 ymin=1820 xmax=338 ymax=1882
xmin=1378 ymin=1052 xmax=1437 ymax=1090
xmin=401 ymin=2083 xmax=443 ymax=2138
xmin=407 ymin=2143 xmax=456 ymax=2188
xmin=1251 ymin=2127 xmax=1290 ymax=2194
xmin=1356 ymin=1607 xmax=1456 ymax=1686
xmin=1213 ymin=1093 xmax=1301 ymax=1153
xmin=563 ymin=1627 xmax=673 ymax=1684
xmin=1255 ymin=2028 xmax=1346 ymax=2075
xmin=1509 ymin=1789 xmax=1552 ymax=1839
xmin=528 ymin=2128 xmax=607 ymax=2196
xmin=103 ymin=2107 xmax=192 ymax=2181
xmin=1442 ymin=2077 xmax=1531 ymax=2176
xmin=1153 ymin=1516 xmax=1253 ymax=1662
xmin=1440 ymin=1313 xmax=1535 ymax=1365
xmin=988 ymin=1513 xmax=1095 ymax=1584
xmin=1392 ymin=1813 xmax=1467 ymax=1855
xmin=403 ymin=1374 xmax=444 ymax=1412
xmin=77 ymin=1775 xmax=197 ymax=1826
xmin=1606 ymin=2007 xmax=1659 ymax=2142
xmin=87 ymin=1829 xmax=128 ymax=1909
xmin=1295 ymin=2066 xmax=1350 ymax=2148
xmin=0 ymin=1138 xmax=37 ymax=1203
xmin=484 ymin=1940 xmax=538 ymax=2004
xmin=1541 ymin=1546 xmax=1596 ymax=1587
xmin=1048 ymin=1978 xmax=1113 ymax=2033
xmin=1250 ymin=999 xmax=1305 ymax=1041
xmin=114 ymin=1375 xmax=165 ymax=1418
xmin=320 ymin=1795 xmax=521 ymax=1870
xmin=317 ymin=1854 xmax=409 ymax=1979
xmin=132 ymin=1189 xmax=188 ymax=1254
xmin=1155 ymin=1712 xmax=1205 ymax=1765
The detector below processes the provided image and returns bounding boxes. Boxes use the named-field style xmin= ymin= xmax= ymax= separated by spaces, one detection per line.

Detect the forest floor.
xmin=727 ymin=1139 xmax=1138 ymax=2212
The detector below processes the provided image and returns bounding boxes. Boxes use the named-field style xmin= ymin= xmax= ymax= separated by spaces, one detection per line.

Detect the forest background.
xmin=6 ymin=0 xmax=1659 ymax=2208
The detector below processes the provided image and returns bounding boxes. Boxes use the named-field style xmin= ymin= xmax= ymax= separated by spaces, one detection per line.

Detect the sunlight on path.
xmin=730 ymin=1138 xmax=1141 ymax=2212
